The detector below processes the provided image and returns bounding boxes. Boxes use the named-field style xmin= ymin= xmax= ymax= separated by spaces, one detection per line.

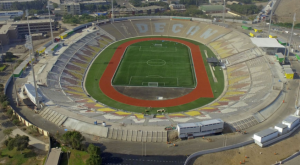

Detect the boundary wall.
xmin=184 ymin=140 xmax=254 ymax=165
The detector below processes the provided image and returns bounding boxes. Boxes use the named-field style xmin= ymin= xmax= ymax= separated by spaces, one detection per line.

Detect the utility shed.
xmin=282 ymin=115 xmax=300 ymax=130
xmin=275 ymin=52 xmax=284 ymax=63
xmin=274 ymin=123 xmax=288 ymax=135
xmin=284 ymin=68 xmax=294 ymax=79
xmin=253 ymin=128 xmax=278 ymax=143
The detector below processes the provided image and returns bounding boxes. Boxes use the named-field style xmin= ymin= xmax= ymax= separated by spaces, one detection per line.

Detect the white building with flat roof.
xmin=177 ymin=119 xmax=224 ymax=138
xmin=282 ymin=115 xmax=300 ymax=130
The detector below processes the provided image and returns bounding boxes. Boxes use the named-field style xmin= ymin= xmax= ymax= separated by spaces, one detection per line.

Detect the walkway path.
xmin=11 ymin=128 xmax=49 ymax=151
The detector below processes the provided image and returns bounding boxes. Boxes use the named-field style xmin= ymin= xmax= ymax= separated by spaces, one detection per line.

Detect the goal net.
xmin=148 ymin=82 xmax=158 ymax=87
xmin=154 ymin=44 xmax=162 ymax=47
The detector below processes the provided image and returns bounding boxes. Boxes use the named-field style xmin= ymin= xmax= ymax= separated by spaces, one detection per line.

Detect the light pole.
xmin=10 ymin=63 xmax=19 ymax=105
xmin=268 ymin=9 xmax=273 ymax=37
xmin=25 ymin=10 xmax=40 ymax=110
xmin=0 ymin=41 xmax=3 ymax=56
xmin=47 ymin=0 xmax=54 ymax=44
xmin=287 ymin=13 xmax=296 ymax=58
xmin=223 ymin=0 xmax=226 ymax=23
xmin=111 ymin=0 xmax=114 ymax=22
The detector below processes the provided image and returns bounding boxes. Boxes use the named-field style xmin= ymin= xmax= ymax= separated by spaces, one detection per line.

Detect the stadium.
xmin=36 ymin=16 xmax=277 ymax=135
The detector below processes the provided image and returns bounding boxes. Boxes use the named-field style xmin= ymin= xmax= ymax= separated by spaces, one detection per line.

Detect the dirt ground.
xmin=193 ymin=129 xmax=300 ymax=165
xmin=274 ymin=0 xmax=300 ymax=23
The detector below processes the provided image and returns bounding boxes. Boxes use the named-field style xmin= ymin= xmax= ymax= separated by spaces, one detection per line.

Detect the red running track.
xmin=99 ymin=38 xmax=213 ymax=107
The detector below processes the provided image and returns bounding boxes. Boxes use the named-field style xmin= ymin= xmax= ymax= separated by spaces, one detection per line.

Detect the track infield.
xmin=85 ymin=36 xmax=224 ymax=113
xmin=112 ymin=40 xmax=196 ymax=88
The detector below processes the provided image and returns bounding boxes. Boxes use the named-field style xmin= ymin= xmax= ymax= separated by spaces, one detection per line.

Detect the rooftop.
xmin=283 ymin=115 xmax=299 ymax=123
xmin=0 ymin=24 xmax=10 ymax=34
xmin=275 ymin=123 xmax=288 ymax=129
xmin=250 ymin=38 xmax=285 ymax=48
xmin=0 ymin=10 xmax=23 ymax=13
xmin=178 ymin=123 xmax=198 ymax=128
xmin=199 ymin=119 xmax=223 ymax=126
xmin=254 ymin=128 xmax=278 ymax=137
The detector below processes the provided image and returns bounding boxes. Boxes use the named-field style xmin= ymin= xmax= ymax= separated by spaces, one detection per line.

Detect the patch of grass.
xmin=0 ymin=147 xmax=41 ymax=165
xmin=0 ymin=64 xmax=7 ymax=72
xmin=60 ymin=146 xmax=89 ymax=165
xmin=85 ymin=36 xmax=225 ymax=113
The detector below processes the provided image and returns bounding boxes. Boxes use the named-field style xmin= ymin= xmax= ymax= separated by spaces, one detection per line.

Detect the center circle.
xmin=146 ymin=59 xmax=166 ymax=66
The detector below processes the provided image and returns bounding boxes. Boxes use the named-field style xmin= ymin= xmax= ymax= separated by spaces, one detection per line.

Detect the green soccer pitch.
xmin=112 ymin=41 xmax=196 ymax=88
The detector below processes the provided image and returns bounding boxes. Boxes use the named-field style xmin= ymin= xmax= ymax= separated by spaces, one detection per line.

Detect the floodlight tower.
xmin=111 ymin=0 xmax=114 ymax=22
xmin=223 ymin=0 xmax=226 ymax=23
xmin=25 ymin=10 xmax=40 ymax=110
xmin=268 ymin=9 xmax=273 ymax=37
xmin=287 ymin=13 xmax=296 ymax=58
xmin=47 ymin=0 xmax=54 ymax=44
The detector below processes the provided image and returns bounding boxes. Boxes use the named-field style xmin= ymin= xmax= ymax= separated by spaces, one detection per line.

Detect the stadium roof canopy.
xmin=250 ymin=38 xmax=285 ymax=48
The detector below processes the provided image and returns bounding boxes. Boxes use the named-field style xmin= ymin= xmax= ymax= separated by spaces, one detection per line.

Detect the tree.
xmin=62 ymin=131 xmax=85 ymax=150
xmin=4 ymin=134 xmax=29 ymax=151
xmin=87 ymin=144 xmax=101 ymax=155
xmin=53 ymin=3 xmax=58 ymax=8
xmin=86 ymin=144 xmax=102 ymax=165
xmin=86 ymin=155 xmax=102 ymax=165
xmin=3 ymin=128 xmax=13 ymax=138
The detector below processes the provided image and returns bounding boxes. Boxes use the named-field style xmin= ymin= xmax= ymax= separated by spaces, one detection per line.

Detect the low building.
xmin=169 ymin=4 xmax=186 ymax=11
xmin=199 ymin=5 xmax=226 ymax=14
xmin=274 ymin=123 xmax=288 ymax=135
xmin=253 ymin=128 xmax=278 ymax=143
xmin=0 ymin=0 xmax=34 ymax=10
xmin=0 ymin=24 xmax=18 ymax=45
xmin=250 ymin=38 xmax=285 ymax=55
xmin=0 ymin=10 xmax=23 ymax=17
xmin=177 ymin=119 xmax=224 ymax=139
xmin=0 ymin=19 xmax=56 ymax=37
xmin=282 ymin=115 xmax=300 ymax=129
xmin=59 ymin=2 xmax=81 ymax=15
xmin=109 ymin=6 xmax=163 ymax=17
xmin=275 ymin=52 xmax=284 ymax=63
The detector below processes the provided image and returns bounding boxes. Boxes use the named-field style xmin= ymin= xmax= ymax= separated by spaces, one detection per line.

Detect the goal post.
xmin=148 ymin=82 xmax=158 ymax=87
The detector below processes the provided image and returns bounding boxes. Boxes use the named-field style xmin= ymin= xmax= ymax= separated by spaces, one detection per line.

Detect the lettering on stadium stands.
xmin=134 ymin=23 xmax=218 ymax=39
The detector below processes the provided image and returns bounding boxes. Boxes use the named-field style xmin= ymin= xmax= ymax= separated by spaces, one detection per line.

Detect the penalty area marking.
xmin=146 ymin=59 xmax=166 ymax=66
